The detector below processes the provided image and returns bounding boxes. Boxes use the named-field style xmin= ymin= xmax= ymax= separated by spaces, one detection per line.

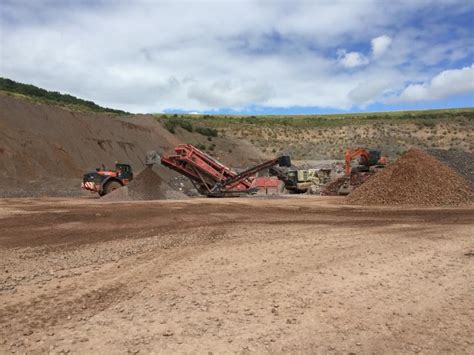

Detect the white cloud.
xmin=337 ymin=50 xmax=369 ymax=68
xmin=337 ymin=34 xmax=391 ymax=69
xmin=0 ymin=1 xmax=473 ymax=112
xmin=394 ymin=64 xmax=474 ymax=102
xmin=371 ymin=35 xmax=392 ymax=58
xmin=188 ymin=80 xmax=274 ymax=108
xmin=349 ymin=78 xmax=395 ymax=105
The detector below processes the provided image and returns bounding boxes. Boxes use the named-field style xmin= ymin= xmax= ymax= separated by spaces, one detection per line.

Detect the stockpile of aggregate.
xmin=322 ymin=173 xmax=372 ymax=196
xmin=427 ymin=149 xmax=474 ymax=188
xmin=347 ymin=149 xmax=473 ymax=207
xmin=322 ymin=177 xmax=346 ymax=196
xmin=101 ymin=166 xmax=187 ymax=201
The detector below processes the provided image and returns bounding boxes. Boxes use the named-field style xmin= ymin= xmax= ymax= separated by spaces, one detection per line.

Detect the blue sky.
xmin=1 ymin=0 xmax=473 ymax=114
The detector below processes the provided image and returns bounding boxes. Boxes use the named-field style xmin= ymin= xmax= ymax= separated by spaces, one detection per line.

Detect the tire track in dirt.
xmin=0 ymin=198 xmax=473 ymax=354
xmin=0 ymin=238 xmax=216 ymax=341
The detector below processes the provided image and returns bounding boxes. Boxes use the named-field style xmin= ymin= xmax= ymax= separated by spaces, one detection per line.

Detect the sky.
xmin=1 ymin=0 xmax=473 ymax=114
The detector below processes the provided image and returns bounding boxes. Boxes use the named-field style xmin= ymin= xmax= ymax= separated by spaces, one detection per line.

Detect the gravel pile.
xmin=427 ymin=149 xmax=474 ymax=188
xmin=322 ymin=176 xmax=346 ymax=196
xmin=347 ymin=149 xmax=473 ymax=207
xmin=322 ymin=173 xmax=373 ymax=196
xmin=101 ymin=167 xmax=187 ymax=201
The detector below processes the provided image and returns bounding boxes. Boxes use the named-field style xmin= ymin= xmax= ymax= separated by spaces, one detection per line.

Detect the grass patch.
xmin=155 ymin=107 xmax=474 ymax=130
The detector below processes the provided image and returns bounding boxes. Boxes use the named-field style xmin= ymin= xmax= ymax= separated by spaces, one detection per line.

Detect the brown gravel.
xmin=0 ymin=197 xmax=473 ymax=354
xmin=347 ymin=149 xmax=473 ymax=206
xmin=322 ymin=173 xmax=373 ymax=196
xmin=322 ymin=176 xmax=346 ymax=195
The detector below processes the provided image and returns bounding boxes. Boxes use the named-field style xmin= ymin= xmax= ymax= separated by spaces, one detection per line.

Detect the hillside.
xmin=0 ymin=92 xmax=263 ymax=197
xmin=156 ymin=109 xmax=474 ymax=160
xmin=1 ymin=79 xmax=473 ymax=197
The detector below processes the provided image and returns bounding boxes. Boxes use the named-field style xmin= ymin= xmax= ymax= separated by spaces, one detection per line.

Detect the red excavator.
xmin=344 ymin=148 xmax=387 ymax=175
xmin=338 ymin=148 xmax=387 ymax=195
xmin=157 ymin=144 xmax=291 ymax=197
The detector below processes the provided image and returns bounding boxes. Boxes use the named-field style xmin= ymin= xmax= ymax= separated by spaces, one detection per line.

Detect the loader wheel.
xmin=103 ymin=181 xmax=122 ymax=195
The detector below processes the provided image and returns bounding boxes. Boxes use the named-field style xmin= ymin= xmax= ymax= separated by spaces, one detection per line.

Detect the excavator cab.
xmin=367 ymin=150 xmax=381 ymax=166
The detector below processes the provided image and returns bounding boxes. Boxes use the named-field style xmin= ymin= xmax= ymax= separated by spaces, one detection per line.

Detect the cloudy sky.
xmin=1 ymin=0 xmax=473 ymax=114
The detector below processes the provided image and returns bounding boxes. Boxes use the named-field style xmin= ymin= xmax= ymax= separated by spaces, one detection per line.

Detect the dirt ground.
xmin=0 ymin=197 xmax=473 ymax=354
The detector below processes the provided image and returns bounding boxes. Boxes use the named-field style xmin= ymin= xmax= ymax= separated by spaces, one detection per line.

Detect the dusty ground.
xmin=0 ymin=197 xmax=473 ymax=354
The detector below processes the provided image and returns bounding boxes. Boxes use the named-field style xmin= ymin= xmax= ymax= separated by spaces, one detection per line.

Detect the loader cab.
xmin=115 ymin=163 xmax=133 ymax=180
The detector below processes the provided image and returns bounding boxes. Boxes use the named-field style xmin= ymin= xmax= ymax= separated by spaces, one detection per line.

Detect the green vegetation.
xmin=156 ymin=108 xmax=474 ymax=159
xmin=156 ymin=107 xmax=474 ymax=130
xmin=162 ymin=117 xmax=218 ymax=137
xmin=0 ymin=77 xmax=128 ymax=115
xmin=163 ymin=119 xmax=194 ymax=133
xmin=196 ymin=143 xmax=207 ymax=151
xmin=195 ymin=126 xmax=218 ymax=137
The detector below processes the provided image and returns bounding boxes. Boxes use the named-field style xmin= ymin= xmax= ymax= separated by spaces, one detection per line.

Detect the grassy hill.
xmin=156 ymin=108 xmax=474 ymax=159
xmin=2 ymin=77 xmax=472 ymax=160
xmin=0 ymin=77 xmax=128 ymax=115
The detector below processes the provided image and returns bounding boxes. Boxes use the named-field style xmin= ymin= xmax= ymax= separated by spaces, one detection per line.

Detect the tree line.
xmin=0 ymin=77 xmax=128 ymax=115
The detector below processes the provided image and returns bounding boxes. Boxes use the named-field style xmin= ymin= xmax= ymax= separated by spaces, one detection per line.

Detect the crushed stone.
xmin=347 ymin=149 xmax=473 ymax=207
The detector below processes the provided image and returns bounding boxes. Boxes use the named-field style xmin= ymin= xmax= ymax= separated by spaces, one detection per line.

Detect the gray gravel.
xmin=427 ymin=149 xmax=474 ymax=187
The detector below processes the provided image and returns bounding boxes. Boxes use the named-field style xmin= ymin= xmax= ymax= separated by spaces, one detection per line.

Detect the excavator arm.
xmin=344 ymin=148 xmax=370 ymax=176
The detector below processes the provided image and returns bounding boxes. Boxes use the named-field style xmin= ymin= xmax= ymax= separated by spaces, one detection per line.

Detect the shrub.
xmin=163 ymin=119 xmax=194 ymax=134
xmin=180 ymin=121 xmax=193 ymax=132
xmin=164 ymin=120 xmax=176 ymax=133
xmin=195 ymin=126 xmax=218 ymax=137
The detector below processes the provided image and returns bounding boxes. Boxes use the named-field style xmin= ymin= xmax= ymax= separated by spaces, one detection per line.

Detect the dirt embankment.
xmin=0 ymin=93 xmax=264 ymax=197
xmin=0 ymin=93 xmax=179 ymax=197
